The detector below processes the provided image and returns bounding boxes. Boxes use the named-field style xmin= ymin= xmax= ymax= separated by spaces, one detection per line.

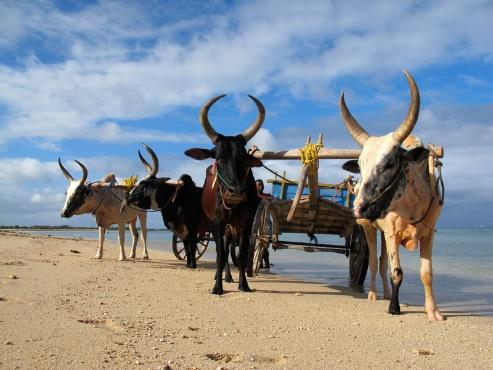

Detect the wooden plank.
xmin=251 ymin=148 xmax=362 ymax=160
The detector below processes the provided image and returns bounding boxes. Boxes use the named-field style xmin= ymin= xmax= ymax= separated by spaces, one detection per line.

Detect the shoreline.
xmin=10 ymin=228 xmax=493 ymax=318
xmin=1 ymin=231 xmax=492 ymax=369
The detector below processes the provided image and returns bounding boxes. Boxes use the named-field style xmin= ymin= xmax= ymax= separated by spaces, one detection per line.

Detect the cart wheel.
xmin=349 ymin=225 xmax=369 ymax=285
xmin=249 ymin=200 xmax=271 ymax=276
xmin=172 ymin=232 xmax=210 ymax=261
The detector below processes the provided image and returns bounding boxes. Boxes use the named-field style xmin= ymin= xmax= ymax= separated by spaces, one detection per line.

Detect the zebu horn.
xmin=287 ymin=164 xmax=309 ymax=222
xmin=392 ymin=70 xmax=420 ymax=144
xmin=139 ymin=143 xmax=159 ymax=177
xmin=241 ymin=95 xmax=265 ymax=142
xmin=165 ymin=179 xmax=185 ymax=186
xmin=58 ymin=158 xmax=74 ymax=182
xmin=199 ymin=94 xmax=225 ymax=144
xmin=339 ymin=92 xmax=370 ymax=147
xmin=74 ymin=160 xmax=88 ymax=184
xmin=138 ymin=150 xmax=152 ymax=175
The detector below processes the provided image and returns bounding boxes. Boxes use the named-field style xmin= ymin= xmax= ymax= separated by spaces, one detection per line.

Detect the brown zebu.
xmin=340 ymin=70 xmax=444 ymax=320
xmin=185 ymin=94 xmax=264 ymax=295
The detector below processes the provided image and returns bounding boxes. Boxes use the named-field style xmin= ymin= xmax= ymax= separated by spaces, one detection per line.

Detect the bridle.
xmin=364 ymin=165 xmax=405 ymax=207
xmin=212 ymin=162 xmax=251 ymax=211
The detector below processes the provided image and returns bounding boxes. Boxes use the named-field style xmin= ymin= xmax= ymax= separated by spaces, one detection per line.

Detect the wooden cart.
xmin=248 ymin=135 xmax=369 ymax=284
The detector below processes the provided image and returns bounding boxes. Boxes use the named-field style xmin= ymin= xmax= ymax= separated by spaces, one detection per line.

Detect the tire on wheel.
xmin=248 ymin=200 xmax=271 ymax=277
xmin=349 ymin=225 xmax=369 ymax=285
xmin=172 ymin=232 xmax=210 ymax=261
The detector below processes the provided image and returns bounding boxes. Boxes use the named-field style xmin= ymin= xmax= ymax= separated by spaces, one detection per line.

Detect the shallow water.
xmin=28 ymin=227 xmax=493 ymax=316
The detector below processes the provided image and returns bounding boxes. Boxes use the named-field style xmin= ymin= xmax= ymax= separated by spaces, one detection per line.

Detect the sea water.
xmin=28 ymin=227 xmax=493 ymax=316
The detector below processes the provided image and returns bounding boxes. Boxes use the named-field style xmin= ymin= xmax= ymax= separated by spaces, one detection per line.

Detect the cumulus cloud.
xmin=1 ymin=0 xmax=492 ymax=149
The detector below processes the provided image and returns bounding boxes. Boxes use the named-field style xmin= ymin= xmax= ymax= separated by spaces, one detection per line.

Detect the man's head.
xmin=255 ymin=179 xmax=265 ymax=194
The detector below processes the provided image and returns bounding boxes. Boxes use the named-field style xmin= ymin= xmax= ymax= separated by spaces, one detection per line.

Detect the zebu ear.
xmin=342 ymin=160 xmax=360 ymax=174
xmin=184 ymin=148 xmax=214 ymax=160
xmin=245 ymin=154 xmax=262 ymax=168
xmin=403 ymin=147 xmax=429 ymax=163
xmin=156 ymin=177 xmax=171 ymax=184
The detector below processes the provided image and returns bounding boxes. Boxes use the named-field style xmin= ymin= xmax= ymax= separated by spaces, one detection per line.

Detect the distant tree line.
xmin=0 ymin=225 xmax=163 ymax=231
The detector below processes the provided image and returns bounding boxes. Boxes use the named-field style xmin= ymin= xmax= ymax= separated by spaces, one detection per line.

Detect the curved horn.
xmin=143 ymin=143 xmax=159 ymax=177
xmin=287 ymin=164 xmax=309 ymax=222
xmin=199 ymin=94 xmax=225 ymax=143
xmin=339 ymin=92 xmax=370 ymax=146
xmin=392 ymin=70 xmax=420 ymax=143
xmin=74 ymin=160 xmax=88 ymax=184
xmin=58 ymin=158 xmax=74 ymax=182
xmin=138 ymin=150 xmax=153 ymax=175
xmin=241 ymin=95 xmax=265 ymax=142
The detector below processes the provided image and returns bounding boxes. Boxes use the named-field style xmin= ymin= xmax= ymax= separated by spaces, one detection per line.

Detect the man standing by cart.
xmin=256 ymin=179 xmax=273 ymax=268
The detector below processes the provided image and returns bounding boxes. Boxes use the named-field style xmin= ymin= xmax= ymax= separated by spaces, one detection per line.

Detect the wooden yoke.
xmin=251 ymin=147 xmax=361 ymax=160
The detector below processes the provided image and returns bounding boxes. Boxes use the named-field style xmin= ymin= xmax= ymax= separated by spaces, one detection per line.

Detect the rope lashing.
xmin=122 ymin=174 xmax=138 ymax=192
xmin=300 ymin=141 xmax=323 ymax=168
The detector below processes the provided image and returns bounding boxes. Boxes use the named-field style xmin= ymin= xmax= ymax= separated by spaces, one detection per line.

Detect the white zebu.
xmin=59 ymin=159 xmax=148 ymax=261
xmin=340 ymin=70 xmax=445 ymax=320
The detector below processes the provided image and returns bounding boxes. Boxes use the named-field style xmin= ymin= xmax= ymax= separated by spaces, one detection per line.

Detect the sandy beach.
xmin=0 ymin=230 xmax=491 ymax=369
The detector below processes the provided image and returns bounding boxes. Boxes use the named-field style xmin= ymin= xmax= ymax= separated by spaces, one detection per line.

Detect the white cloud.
xmin=1 ymin=1 xmax=492 ymax=149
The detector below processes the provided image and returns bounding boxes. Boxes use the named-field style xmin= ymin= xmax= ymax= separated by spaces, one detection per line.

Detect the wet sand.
xmin=0 ymin=230 xmax=492 ymax=369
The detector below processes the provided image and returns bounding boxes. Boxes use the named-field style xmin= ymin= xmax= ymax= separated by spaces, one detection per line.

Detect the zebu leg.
xmin=189 ymin=232 xmax=198 ymax=269
xmin=385 ymin=232 xmax=403 ymax=315
xmin=211 ymin=220 xmax=226 ymax=295
xmin=95 ymin=227 xmax=105 ymax=259
xmin=420 ymin=231 xmax=444 ymax=321
xmin=224 ymin=239 xmax=234 ymax=283
xmin=238 ymin=227 xmax=252 ymax=292
xmin=129 ymin=220 xmax=138 ymax=259
xmin=184 ymin=239 xmax=192 ymax=268
xmin=379 ymin=232 xmax=391 ymax=300
xmin=139 ymin=212 xmax=149 ymax=259
xmin=117 ymin=223 xmax=126 ymax=261
xmin=362 ymin=225 xmax=378 ymax=301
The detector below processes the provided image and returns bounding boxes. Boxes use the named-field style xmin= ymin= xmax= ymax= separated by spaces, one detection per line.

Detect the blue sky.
xmin=0 ymin=0 xmax=492 ymax=228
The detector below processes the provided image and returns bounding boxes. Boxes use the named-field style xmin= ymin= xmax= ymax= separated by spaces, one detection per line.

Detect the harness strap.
xmin=409 ymin=196 xmax=435 ymax=225
xmin=366 ymin=166 xmax=404 ymax=206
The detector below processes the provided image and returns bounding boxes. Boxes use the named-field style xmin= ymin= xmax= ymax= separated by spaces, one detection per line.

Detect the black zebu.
xmin=121 ymin=144 xmax=207 ymax=269
xmin=185 ymin=94 xmax=264 ymax=295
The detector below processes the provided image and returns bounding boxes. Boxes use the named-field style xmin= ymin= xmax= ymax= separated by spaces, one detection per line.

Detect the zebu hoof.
xmin=388 ymin=302 xmax=401 ymax=315
xmin=426 ymin=308 xmax=445 ymax=321
xmin=118 ymin=255 xmax=126 ymax=261
xmin=367 ymin=291 xmax=377 ymax=302
xmin=211 ymin=284 xmax=224 ymax=295
xmin=93 ymin=254 xmax=102 ymax=259
xmin=129 ymin=254 xmax=136 ymax=259
xmin=224 ymin=275 xmax=234 ymax=284
xmin=142 ymin=254 xmax=149 ymax=260
xmin=238 ymin=283 xmax=252 ymax=292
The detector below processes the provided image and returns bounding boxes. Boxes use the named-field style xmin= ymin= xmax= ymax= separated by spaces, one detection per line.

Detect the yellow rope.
xmin=122 ymin=174 xmax=138 ymax=191
xmin=300 ymin=142 xmax=323 ymax=167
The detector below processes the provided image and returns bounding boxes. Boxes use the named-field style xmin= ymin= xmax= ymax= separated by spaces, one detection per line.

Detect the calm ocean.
xmin=28 ymin=227 xmax=493 ymax=317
